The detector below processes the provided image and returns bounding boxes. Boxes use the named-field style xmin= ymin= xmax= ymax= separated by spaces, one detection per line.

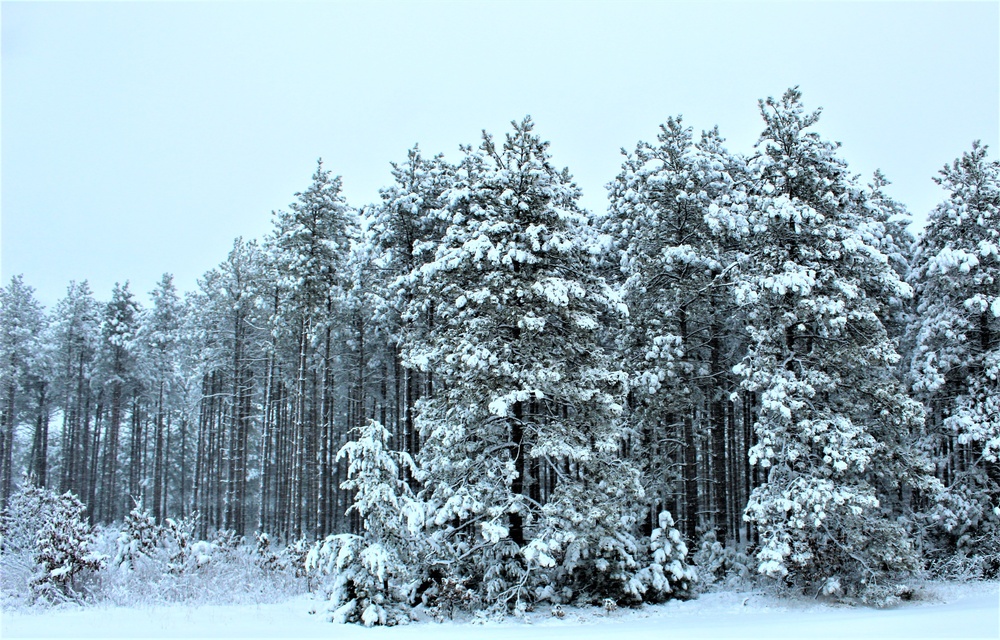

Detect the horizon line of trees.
xmin=2 ymin=88 xmax=997 ymax=609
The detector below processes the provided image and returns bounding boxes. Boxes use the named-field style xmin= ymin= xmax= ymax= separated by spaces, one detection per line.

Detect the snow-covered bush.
xmin=307 ymin=533 xmax=414 ymax=626
xmin=0 ymin=485 xmax=70 ymax=607
xmin=86 ymin=508 xmax=305 ymax=607
xmin=254 ymin=531 xmax=282 ymax=572
xmin=747 ymin=473 xmax=919 ymax=606
xmin=1 ymin=485 xmax=65 ymax=554
xmin=922 ymin=481 xmax=1000 ymax=580
xmin=114 ymin=500 xmax=162 ymax=570
xmin=307 ymin=420 xmax=422 ymax=626
xmin=691 ymin=531 xmax=752 ymax=591
xmin=283 ymin=536 xmax=312 ymax=579
xmin=418 ymin=569 xmax=481 ymax=621
xmin=628 ymin=512 xmax=696 ymax=602
xmin=27 ymin=490 xmax=105 ymax=603
xmin=164 ymin=513 xmax=199 ymax=574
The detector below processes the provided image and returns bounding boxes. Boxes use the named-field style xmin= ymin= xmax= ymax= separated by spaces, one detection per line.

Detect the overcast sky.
xmin=3 ymin=1 xmax=998 ymax=309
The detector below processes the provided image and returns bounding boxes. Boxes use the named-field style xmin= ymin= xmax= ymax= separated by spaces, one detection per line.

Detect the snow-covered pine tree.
xmin=29 ymin=489 xmax=104 ymax=602
xmin=49 ymin=281 xmax=101 ymax=504
xmin=189 ymin=238 xmax=265 ymax=536
xmin=96 ymin=282 xmax=141 ymax=523
xmin=908 ymin=142 xmax=1000 ymax=576
xmin=267 ymin=161 xmax=357 ymax=538
xmin=307 ymin=419 xmax=421 ymax=626
xmin=367 ymin=146 xmax=455 ymax=466
xmin=407 ymin=117 xmax=656 ymax=611
xmin=863 ymin=171 xmax=916 ymax=344
xmin=736 ymin=88 xmax=923 ymax=604
xmin=0 ymin=276 xmax=48 ymax=503
xmin=138 ymin=274 xmax=185 ymax=523
xmin=114 ymin=499 xmax=162 ymax=570
xmin=605 ymin=117 xmax=746 ymax=547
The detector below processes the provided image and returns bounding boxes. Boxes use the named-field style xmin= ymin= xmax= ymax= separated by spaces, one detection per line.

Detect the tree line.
xmin=1 ymin=88 xmax=997 ymax=607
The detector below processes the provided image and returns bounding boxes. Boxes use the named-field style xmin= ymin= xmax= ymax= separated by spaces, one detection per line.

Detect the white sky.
xmin=2 ymin=1 xmax=998 ymax=309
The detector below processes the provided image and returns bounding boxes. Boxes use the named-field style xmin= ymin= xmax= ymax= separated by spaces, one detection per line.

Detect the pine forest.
xmin=2 ymin=89 xmax=998 ymax=623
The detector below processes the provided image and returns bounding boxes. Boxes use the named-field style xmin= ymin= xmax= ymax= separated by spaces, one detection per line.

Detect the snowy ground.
xmin=3 ymin=581 xmax=997 ymax=639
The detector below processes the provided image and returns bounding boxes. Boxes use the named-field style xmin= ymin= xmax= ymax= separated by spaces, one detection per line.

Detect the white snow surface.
xmin=3 ymin=581 xmax=997 ymax=639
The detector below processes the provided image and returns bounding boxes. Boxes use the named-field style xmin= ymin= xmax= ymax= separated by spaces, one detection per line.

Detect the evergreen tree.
xmin=735 ymin=89 xmax=923 ymax=604
xmin=367 ymin=146 xmax=455 ymax=467
xmin=267 ymin=161 xmax=357 ymax=538
xmin=908 ymin=142 xmax=1000 ymax=576
xmin=28 ymin=488 xmax=104 ymax=602
xmin=0 ymin=276 xmax=49 ymax=501
xmin=307 ymin=420 xmax=421 ymax=626
xmin=408 ymin=117 xmax=648 ymax=610
xmin=605 ymin=118 xmax=746 ymax=546
xmin=49 ymin=281 xmax=100 ymax=502
xmin=190 ymin=239 xmax=265 ymax=536
xmin=96 ymin=282 xmax=141 ymax=522
xmin=138 ymin=274 xmax=185 ymax=522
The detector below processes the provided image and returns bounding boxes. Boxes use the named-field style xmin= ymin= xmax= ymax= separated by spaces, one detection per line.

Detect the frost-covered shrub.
xmin=307 ymin=420 xmax=422 ymax=626
xmin=923 ymin=480 xmax=1000 ymax=579
xmin=28 ymin=490 xmax=105 ymax=602
xmin=254 ymin=531 xmax=282 ymax=572
xmin=307 ymin=534 xmax=413 ymax=626
xmin=283 ymin=536 xmax=312 ymax=579
xmin=1 ymin=485 xmax=65 ymax=554
xmin=747 ymin=474 xmax=919 ymax=606
xmin=517 ymin=509 xmax=694 ymax=610
xmin=627 ymin=512 xmax=696 ymax=602
xmin=164 ymin=513 xmax=199 ymax=574
xmin=692 ymin=531 xmax=752 ymax=591
xmin=90 ymin=507 xmax=305 ymax=607
xmin=210 ymin=528 xmax=244 ymax=555
xmin=114 ymin=501 xmax=162 ymax=570
xmin=0 ymin=486 xmax=67 ymax=607
xmin=418 ymin=569 xmax=481 ymax=622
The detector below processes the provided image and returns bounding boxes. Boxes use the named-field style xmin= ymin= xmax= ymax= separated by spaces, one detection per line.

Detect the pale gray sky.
xmin=3 ymin=1 xmax=998 ymax=309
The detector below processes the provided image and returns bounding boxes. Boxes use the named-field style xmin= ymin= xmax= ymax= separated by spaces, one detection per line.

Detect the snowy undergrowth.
xmin=0 ymin=496 xmax=308 ymax=612
xmin=3 ymin=580 xmax=997 ymax=639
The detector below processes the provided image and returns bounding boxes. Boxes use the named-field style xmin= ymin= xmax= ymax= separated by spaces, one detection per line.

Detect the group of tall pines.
xmin=2 ymin=89 xmax=998 ymax=609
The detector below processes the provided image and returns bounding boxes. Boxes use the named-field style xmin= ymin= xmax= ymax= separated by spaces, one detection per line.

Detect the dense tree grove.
xmin=2 ymin=89 xmax=997 ymax=617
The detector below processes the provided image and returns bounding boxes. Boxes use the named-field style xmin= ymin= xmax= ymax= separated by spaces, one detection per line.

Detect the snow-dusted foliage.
xmin=20 ymin=488 xmax=105 ymax=602
xmin=405 ymin=117 xmax=671 ymax=613
xmin=692 ymin=530 xmax=753 ymax=590
xmin=627 ymin=511 xmax=696 ymax=602
xmin=908 ymin=142 xmax=1000 ymax=577
xmin=5 ymin=93 xmax=998 ymax=618
xmin=732 ymin=89 xmax=924 ymax=604
xmin=368 ymin=145 xmax=454 ymax=328
xmin=113 ymin=500 xmax=161 ymax=570
xmin=307 ymin=420 xmax=421 ymax=626
xmin=604 ymin=116 xmax=745 ymax=545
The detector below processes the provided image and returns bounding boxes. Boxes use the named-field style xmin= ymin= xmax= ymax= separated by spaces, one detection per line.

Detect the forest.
xmin=1 ymin=88 xmax=997 ymax=624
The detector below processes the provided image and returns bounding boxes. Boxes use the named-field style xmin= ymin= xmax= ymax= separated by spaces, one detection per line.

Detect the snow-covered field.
xmin=3 ymin=582 xmax=997 ymax=639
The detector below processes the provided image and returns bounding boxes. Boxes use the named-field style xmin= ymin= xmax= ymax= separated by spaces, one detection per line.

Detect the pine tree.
xmin=267 ymin=161 xmax=357 ymax=538
xmin=367 ymin=146 xmax=454 ymax=470
xmin=96 ymin=282 xmax=141 ymax=523
xmin=307 ymin=420 xmax=421 ymax=626
xmin=908 ymin=141 xmax=1000 ymax=576
xmin=49 ymin=281 xmax=100 ymax=503
xmin=138 ymin=274 xmax=184 ymax=523
xmin=190 ymin=239 xmax=265 ymax=536
xmin=408 ymin=117 xmax=644 ymax=610
xmin=736 ymin=89 xmax=923 ymax=603
xmin=28 ymin=488 xmax=104 ymax=602
xmin=605 ymin=118 xmax=746 ymax=546
xmin=0 ymin=276 xmax=49 ymax=502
